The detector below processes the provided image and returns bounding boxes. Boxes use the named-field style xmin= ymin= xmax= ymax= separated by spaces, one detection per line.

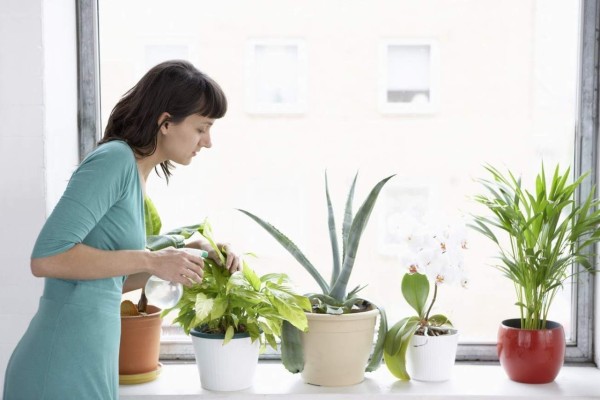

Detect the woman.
xmin=3 ymin=60 xmax=239 ymax=400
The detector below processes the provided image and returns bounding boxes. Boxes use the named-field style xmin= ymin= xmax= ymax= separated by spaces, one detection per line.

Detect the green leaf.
xmin=383 ymin=317 xmax=420 ymax=381
xmin=271 ymin=294 xmax=309 ymax=332
xmin=223 ymin=325 xmax=234 ymax=345
xmin=401 ymin=273 xmax=429 ymax=317
xmin=194 ymin=293 xmax=214 ymax=322
xmin=243 ymin=264 xmax=262 ymax=291
xmin=210 ymin=296 xmax=228 ymax=320
xmin=144 ymin=196 xmax=162 ymax=236
xmin=145 ymin=234 xmax=185 ymax=251
xmin=427 ymin=314 xmax=452 ymax=327
xmin=164 ymin=223 xmax=203 ymax=239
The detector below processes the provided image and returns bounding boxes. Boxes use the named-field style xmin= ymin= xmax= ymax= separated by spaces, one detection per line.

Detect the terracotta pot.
xmin=119 ymin=305 xmax=162 ymax=377
xmin=190 ymin=329 xmax=259 ymax=391
xmin=497 ymin=318 xmax=565 ymax=384
xmin=301 ymin=308 xmax=379 ymax=386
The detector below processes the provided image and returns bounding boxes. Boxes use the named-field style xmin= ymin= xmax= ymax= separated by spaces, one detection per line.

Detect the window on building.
xmin=380 ymin=41 xmax=438 ymax=114
xmin=246 ymin=39 xmax=307 ymax=114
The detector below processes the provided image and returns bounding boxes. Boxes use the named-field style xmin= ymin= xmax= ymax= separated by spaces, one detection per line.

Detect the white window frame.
xmin=378 ymin=39 xmax=440 ymax=115
xmin=245 ymin=38 xmax=308 ymax=115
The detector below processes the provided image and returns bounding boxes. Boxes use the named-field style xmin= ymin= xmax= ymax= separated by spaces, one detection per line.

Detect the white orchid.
xmin=395 ymin=213 xmax=469 ymax=288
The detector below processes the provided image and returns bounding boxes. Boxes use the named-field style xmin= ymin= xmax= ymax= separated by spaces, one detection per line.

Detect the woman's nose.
xmin=200 ymin=132 xmax=212 ymax=148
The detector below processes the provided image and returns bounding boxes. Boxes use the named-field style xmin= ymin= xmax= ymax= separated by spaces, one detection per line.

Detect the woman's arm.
xmin=31 ymin=243 xmax=205 ymax=286
xmin=122 ymin=272 xmax=151 ymax=293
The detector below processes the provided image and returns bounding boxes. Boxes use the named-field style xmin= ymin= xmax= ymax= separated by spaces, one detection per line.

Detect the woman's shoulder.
xmin=83 ymin=140 xmax=136 ymax=168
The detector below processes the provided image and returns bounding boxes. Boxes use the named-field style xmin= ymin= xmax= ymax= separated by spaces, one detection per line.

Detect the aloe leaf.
xmin=281 ymin=320 xmax=304 ymax=373
xmin=366 ymin=304 xmax=387 ymax=372
xmin=325 ymin=172 xmax=342 ymax=287
xmin=329 ymin=174 xmax=396 ymax=300
xmin=342 ymin=172 xmax=359 ymax=264
xmin=237 ymin=209 xmax=330 ymax=294
xmin=401 ymin=273 xmax=429 ymax=317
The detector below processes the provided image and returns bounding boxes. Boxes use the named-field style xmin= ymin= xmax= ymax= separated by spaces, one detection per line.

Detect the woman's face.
xmin=158 ymin=113 xmax=214 ymax=165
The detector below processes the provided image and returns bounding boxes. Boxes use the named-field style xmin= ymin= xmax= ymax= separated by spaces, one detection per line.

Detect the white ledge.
xmin=120 ymin=361 xmax=600 ymax=399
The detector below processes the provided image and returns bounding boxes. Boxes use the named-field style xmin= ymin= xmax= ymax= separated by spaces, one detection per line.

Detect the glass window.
xmin=96 ymin=0 xmax=586 ymax=361
xmin=246 ymin=40 xmax=307 ymax=114
xmin=380 ymin=41 xmax=438 ymax=113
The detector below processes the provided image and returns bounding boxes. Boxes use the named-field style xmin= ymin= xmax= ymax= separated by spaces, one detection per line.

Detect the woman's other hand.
xmin=212 ymin=242 xmax=240 ymax=273
xmin=150 ymin=247 xmax=204 ymax=286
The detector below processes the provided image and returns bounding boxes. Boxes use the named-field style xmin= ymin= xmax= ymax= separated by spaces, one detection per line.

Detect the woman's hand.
xmin=149 ymin=247 xmax=204 ymax=287
xmin=211 ymin=242 xmax=241 ymax=273
xmin=186 ymin=240 xmax=241 ymax=273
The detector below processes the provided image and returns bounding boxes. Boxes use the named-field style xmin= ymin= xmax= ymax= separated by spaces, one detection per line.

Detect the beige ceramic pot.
xmin=301 ymin=308 xmax=379 ymax=386
xmin=119 ymin=305 xmax=162 ymax=381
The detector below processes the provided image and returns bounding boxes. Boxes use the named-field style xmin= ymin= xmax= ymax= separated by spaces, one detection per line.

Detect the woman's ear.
xmin=157 ymin=112 xmax=171 ymax=133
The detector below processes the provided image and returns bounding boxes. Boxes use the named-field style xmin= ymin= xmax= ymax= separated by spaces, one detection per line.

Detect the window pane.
xmin=99 ymin=0 xmax=581 ymax=351
xmin=387 ymin=45 xmax=431 ymax=103
xmin=254 ymin=44 xmax=299 ymax=104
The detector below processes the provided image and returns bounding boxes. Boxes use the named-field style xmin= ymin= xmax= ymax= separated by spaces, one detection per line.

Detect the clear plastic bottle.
xmin=144 ymin=248 xmax=208 ymax=309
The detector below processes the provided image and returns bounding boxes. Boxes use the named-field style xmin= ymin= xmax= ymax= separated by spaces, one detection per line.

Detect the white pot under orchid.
xmin=383 ymin=214 xmax=468 ymax=381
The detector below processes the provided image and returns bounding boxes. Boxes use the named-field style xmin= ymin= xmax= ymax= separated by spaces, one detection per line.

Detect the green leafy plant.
xmin=471 ymin=164 xmax=600 ymax=330
xmin=162 ymin=222 xmax=311 ymax=349
xmin=238 ymin=172 xmax=395 ymax=372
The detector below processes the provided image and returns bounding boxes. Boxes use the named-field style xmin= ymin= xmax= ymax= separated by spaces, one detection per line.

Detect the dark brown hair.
xmin=100 ymin=60 xmax=227 ymax=181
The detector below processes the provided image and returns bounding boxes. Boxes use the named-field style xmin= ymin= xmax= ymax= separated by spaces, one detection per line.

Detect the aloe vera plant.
xmin=238 ymin=172 xmax=395 ymax=372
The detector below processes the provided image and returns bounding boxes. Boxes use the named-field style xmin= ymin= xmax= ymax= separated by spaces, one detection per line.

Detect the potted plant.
xmin=162 ymin=222 xmax=311 ymax=391
xmin=471 ymin=164 xmax=600 ymax=383
xmin=238 ymin=172 xmax=394 ymax=386
xmin=384 ymin=215 xmax=468 ymax=382
xmin=118 ymin=197 xmax=204 ymax=385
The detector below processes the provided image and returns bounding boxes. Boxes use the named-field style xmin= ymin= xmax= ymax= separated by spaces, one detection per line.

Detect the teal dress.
xmin=3 ymin=141 xmax=145 ymax=400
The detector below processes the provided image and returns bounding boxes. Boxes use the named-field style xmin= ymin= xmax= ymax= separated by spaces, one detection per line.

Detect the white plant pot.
xmin=191 ymin=329 xmax=259 ymax=391
xmin=406 ymin=329 xmax=459 ymax=382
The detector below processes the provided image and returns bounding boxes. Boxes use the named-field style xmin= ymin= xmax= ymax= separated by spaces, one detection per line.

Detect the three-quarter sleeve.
xmin=32 ymin=142 xmax=138 ymax=258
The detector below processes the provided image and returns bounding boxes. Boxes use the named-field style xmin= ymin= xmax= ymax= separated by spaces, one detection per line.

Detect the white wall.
xmin=0 ymin=0 xmax=77 ymax=391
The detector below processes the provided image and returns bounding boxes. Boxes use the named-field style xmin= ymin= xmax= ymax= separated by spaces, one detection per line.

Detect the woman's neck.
xmin=136 ymin=153 xmax=164 ymax=196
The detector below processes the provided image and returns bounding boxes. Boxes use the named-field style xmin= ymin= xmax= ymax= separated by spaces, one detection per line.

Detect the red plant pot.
xmin=497 ymin=318 xmax=565 ymax=384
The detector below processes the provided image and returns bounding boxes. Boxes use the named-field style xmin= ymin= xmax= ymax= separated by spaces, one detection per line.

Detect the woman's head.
xmin=100 ymin=60 xmax=227 ymax=180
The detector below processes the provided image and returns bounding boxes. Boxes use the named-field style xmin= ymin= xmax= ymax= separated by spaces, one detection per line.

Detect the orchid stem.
xmin=424 ymin=283 xmax=438 ymax=322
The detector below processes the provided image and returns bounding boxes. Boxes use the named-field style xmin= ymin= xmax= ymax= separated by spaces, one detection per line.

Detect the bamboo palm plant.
xmin=471 ymin=164 xmax=600 ymax=330
xmin=238 ymin=172 xmax=395 ymax=372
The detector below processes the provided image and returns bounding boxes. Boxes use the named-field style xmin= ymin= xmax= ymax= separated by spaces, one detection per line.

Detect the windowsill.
xmin=120 ymin=361 xmax=600 ymax=399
